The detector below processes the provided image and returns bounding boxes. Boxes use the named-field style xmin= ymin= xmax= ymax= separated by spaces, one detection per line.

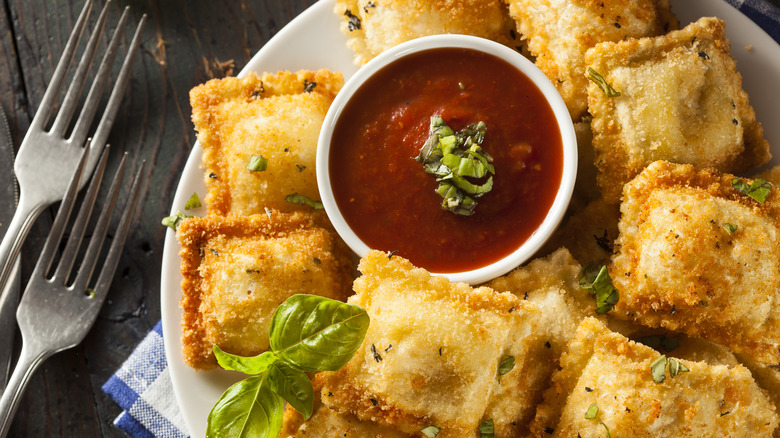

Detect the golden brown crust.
xmin=177 ymin=212 xmax=355 ymax=369
xmin=507 ymin=0 xmax=677 ymax=120
xmin=587 ymin=17 xmax=771 ymax=203
xmin=531 ymin=318 xmax=779 ymax=437
xmin=189 ymin=70 xmax=343 ymax=216
xmin=610 ymin=161 xmax=780 ymax=365
xmin=318 ymin=250 xmax=549 ymax=437
xmin=334 ymin=0 xmax=523 ymax=65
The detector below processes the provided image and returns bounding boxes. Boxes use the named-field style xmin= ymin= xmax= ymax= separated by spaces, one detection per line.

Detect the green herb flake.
xmin=185 ymin=192 xmax=202 ymax=210
xmin=651 ymin=355 xmax=668 ymax=384
xmin=247 ymin=154 xmax=268 ymax=172
xmin=732 ymin=177 xmax=771 ymax=204
xmin=161 ymin=211 xmax=193 ymax=231
xmin=421 ymin=425 xmax=442 ymax=437
xmin=497 ymin=355 xmax=515 ymax=383
xmin=723 ymin=223 xmax=738 ymax=235
xmin=600 ymin=420 xmax=612 ymax=438
xmin=669 ymin=357 xmax=690 ymax=378
xmin=285 ymin=193 xmax=323 ymax=210
xmin=587 ymin=68 xmax=621 ymax=97
xmin=85 ymin=288 xmax=95 ymax=299
xmin=479 ymin=419 xmax=494 ymax=438
xmin=579 ymin=263 xmax=620 ymax=314
xmin=415 ymin=116 xmax=494 ymax=216
xmin=585 ymin=403 xmax=599 ymax=420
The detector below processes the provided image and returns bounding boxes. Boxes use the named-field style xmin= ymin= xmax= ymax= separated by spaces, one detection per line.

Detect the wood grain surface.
xmin=0 ymin=0 xmax=778 ymax=436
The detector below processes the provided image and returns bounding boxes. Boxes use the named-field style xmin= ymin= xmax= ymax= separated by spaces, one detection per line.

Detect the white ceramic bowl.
xmin=317 ymin=34 xmax=577 ymax=284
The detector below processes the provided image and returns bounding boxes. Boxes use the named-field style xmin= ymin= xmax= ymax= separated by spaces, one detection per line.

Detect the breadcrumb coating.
xmin=190 ymin=70 xmax=343 ymax=215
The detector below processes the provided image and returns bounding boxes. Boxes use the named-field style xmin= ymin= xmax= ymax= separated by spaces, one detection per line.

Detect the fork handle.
xmin=0 ymin=342 xmax=52 ymax=437
xmin=0 ymin=193 xmax=47 ymax=297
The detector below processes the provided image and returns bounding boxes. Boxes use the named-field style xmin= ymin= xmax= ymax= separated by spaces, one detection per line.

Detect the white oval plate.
xmin=160 ymin=0 xmax=780 ymax=435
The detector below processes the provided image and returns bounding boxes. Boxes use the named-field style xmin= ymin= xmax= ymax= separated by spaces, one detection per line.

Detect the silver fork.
xmin=0 ymin=0 xmax=146 ymax=298
xmin=0 ymin=145 xmax=145 ymax=437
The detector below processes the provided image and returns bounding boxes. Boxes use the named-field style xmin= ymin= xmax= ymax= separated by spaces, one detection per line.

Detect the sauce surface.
xmin=330 ymin=48 xmax=563 ymax=273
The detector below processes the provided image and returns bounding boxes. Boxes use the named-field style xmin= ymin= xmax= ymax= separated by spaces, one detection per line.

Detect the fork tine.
xmin=91 ymin=161 xmax=145 ymax=299
xmin=69 ymin=5 xmax=130 ymax=147
xmin=49 ymin=1 xmax=111 ymax=136
xmin=70 ymin=153 xmax=130 ymax=291
xmin=52 ymin=145 xmax=111 ymax=283
xmin=88 ymin=12 xmax=146 ymax=153
xmin=29 ymin=0 xmax=94 ymax=131
xmin=31 ymin=146 xmax=92 ymax=280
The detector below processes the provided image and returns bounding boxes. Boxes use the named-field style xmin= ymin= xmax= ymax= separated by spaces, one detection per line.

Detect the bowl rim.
xmin=317 ymin=34 xmax=578 ymax=284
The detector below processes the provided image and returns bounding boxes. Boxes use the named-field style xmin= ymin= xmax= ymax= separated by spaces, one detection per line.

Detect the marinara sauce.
xmin=330 ymin=47 xmax=563 ymax=273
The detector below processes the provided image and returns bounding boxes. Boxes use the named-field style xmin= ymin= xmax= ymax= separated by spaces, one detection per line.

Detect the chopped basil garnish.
xmin=587 ymin=68 xmax=621 ymax=97
xmin=421 ymin=425 xmax=442 ymax=437
xmin=185 ymin=192 xmax=202 ymax=210
xmin=285 ymin=193 xmax=323 ymax=210
xmin=650 ymin=355 xmax=668 ymax=384
xmin=723 ymin=223 xmax=738 ymax=235
xmin=668 ymin=357 xmax=690 ymax=378
xmin=497 ymin=355 xmax=515 ymax=382
xmin=161 ymin=211 xmax=193 ymax=231
xmin=479 ymin=419 xmax=494 ymax=438
xmin=579 ymin=263 xmax=619 ymax=314
xmin=247 ymin=154 xmax=268 ymax=172
xmin=415 ymin=116 xmax=495 ymax=216
xmin=599 ymin=420 xmax=612 ymax=438
xmin=732 ymin=177 xmax=771 ymax=204
xmin=585 ymin=403 xmax=599 ymax=420
xmin=207 ymin=295 xmax=370 ymax=437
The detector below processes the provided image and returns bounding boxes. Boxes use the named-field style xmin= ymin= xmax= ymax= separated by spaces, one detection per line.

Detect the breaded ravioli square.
xmin=318 ymin=251 xmax=548 ymax=437
xmin=587 ymin=17 xmax=771 ymax=203
xmin=506 ymin=0 xmax=677 ymax=120
xmin=334 ymin=0 xmax=522 ymax=65
xmin=177 ymin=212 xmax=354 ymax=369
xmin=190 ymin=70 xmax=343 ymax=215
xmin=531 ymin=318 xmax=779 ymax=437
xmin=610 ymin=161 xmax=780 ymax=365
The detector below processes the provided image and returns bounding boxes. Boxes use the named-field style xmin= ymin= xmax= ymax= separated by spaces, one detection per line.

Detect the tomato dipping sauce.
xmin=329 ymin=47 xmax=563 ymax=273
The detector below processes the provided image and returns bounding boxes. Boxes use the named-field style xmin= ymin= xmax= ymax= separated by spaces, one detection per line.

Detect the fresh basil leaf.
xmin=161 ymin=211 xmax=193 ymax=231
xmin=579 ymin=263 xmax=619 ymax=314
xmin=587 ymin=67 xmax=621 ymax=97
xmin=206 ymin=374 xmax=283 ymax=438
xmin=285 ymin=193 xmax=323 ymax=210
xmin=732 ymin=177 xmax=771 ymax=204
xmin=270 ymin=295 xmax=370 ymax=371
xmin=723 ymin=223 xmax=738 ymax=235
xmin=497 ymin=355 xmax=515 ymax=383
xmin=585 ymin=403 xmax=599 ymax=420
xmin=668 ymin=357 xmax=690 ymax=378
xmin=421 ymin=425 xmax=441 ymax=437
xmin=185 ymin=192 xmax=202 ymax=210
xmin=247 ymin=154 xmax=268 ymax=172
xmin=213 ymin=346 xmax=275 ymax=375
xmin=266 ymin=361 xmax=314 ymax=420
xmin=479 ymin=419 xmax=494 ymax=438
xmin=650 ymin=355 xmax=667 ymax=384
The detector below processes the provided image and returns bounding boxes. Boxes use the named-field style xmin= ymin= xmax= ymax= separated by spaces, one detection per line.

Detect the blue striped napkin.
xmin=102 ymin=1 xmax=780 ymax=436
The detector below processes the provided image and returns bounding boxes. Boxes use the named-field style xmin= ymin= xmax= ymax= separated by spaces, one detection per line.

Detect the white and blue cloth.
xmin=102 ymin=1 xmax=780 ymax=436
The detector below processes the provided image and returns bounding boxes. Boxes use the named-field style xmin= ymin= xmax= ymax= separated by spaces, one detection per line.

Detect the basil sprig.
xmin=732 ymin=177 xmax=771 ymax=204
xmin=579 ymin=263 xmax=619 ymax=314
xmin=206 ymin=295 xmax=370 ymax=438
xmin=415 ymin=116 xmax=495 ymax=216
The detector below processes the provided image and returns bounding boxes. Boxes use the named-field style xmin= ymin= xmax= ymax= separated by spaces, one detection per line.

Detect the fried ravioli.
xmin=190 ymin=70 xmax=343 ymax=215
xmin=587 ymin=17 xmax=771 ymax=203
xmin=531 ymin=318 xmax=779 ymax=437
xmin=177 ymin=212 xmax=354 ymax=369
xmin=318 ymin=250 xmax=548 ymax=437
xmin=334 ymin=0 xmax=522 ymax=65
xmin=610 ymin=161 xmax=780 ymax=365
xmin=506 ymin=0 xmax=677 ymax=120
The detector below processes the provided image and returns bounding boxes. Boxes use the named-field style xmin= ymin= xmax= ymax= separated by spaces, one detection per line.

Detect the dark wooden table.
xmin=0 ymin=0 xmax=778 ymax=436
